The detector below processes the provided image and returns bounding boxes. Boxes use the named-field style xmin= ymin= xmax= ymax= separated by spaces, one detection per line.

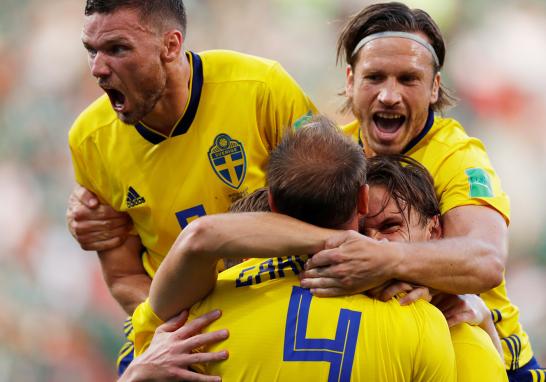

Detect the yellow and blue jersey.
xmin=343 ymin=114 xmax=533 ymax=371
xmin=69 ymin=50 xmax=316 ymax=278
xmin=133 ymin=256 xmax=457 ymax=381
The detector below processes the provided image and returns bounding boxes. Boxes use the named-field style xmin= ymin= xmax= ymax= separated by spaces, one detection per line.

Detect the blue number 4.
xmin=284 ymin=287 xmax=361 ymax=382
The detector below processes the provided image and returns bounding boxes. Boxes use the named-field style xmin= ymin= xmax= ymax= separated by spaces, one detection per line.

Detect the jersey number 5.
xmin=284 ymin=287 xmax=361 ymax=382
xmin=175 ymin=205 xmax=207 ymax=229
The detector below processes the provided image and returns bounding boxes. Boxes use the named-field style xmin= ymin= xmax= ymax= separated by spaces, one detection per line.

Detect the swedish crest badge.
xmin=208 ymin=134 xmax=247 ymax=189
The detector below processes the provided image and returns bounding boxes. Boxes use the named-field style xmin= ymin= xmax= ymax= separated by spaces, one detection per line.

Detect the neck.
xmin=141 ymin=53 xmax=191 ymax=136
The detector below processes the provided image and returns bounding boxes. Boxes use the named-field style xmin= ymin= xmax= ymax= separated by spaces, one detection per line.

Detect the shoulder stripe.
xmin=402 ymin=108 xmax=434 ymax=154
xmin=172 ymin=51 xmax=203 ymax=138
xmin=133 ymin=51 xmax=204 ymax=144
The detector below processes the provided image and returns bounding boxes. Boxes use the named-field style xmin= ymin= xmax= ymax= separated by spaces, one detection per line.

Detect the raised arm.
xmin=98 ymin=235 xmax=151 ymax=314
xmin=149 ymin=212 xmax=335 ymax=321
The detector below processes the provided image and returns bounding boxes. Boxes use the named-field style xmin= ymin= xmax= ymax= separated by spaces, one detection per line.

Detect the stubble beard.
xmin=117 ymin=83 xmax=165 ymax=126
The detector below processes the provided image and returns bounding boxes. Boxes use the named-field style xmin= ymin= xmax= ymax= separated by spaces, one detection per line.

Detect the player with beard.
xmin=303 ymin=3 xmax=542 ymax=380
xmin=68 ymin=0 xmax=315 ymax=375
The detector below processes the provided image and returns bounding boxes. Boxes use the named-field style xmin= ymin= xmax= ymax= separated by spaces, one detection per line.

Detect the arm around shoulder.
xmin=394 ymin=205 xmax=507 ymax=294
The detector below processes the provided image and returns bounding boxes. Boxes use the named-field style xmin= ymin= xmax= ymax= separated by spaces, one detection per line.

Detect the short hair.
xmin=337 ymin=2 xmax=456 ymax=113
xmin=366 ymin=154 xmax=439 ymax=227
xmin=228 ymin=187 xmax=271 ymax=213
xmin=84 ymin=0 xmax=187 ymax=36
xmin=267 ymin=116 xmax=367 ymax=229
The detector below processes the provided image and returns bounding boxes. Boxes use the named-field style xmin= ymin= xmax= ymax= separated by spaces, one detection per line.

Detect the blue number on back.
xmin=284 ymin=287 xmax=361 ymax=382
xmin=175 ymin=205 xmax=206 ymax=229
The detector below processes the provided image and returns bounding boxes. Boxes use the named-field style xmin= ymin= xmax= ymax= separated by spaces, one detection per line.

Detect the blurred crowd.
xmin=0 ymin=0 xmax=545 ymax=380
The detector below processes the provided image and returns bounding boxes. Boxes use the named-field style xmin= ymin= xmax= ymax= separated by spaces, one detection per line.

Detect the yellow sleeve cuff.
xmin=132 ymin=298 xmax=165 ymax=356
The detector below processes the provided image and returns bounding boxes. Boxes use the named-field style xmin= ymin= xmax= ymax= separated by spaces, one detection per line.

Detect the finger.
xmin=73 ymin=204 xmax=130 ymax=221
xmin=399 ymin=287 xmax=432 ymax=306
xmin=78 ymin=236 xmax=126 ymax=251
xmin=182 ymin=349 xmax=229 ymax=365
xmin=446 ymin=311 xmax=477 ymax=327
xmin=324 ymin=231 xmax=357 ymax=249
xmin=310 ymin=287 xmax=348 ymax=297
xmin=176 ymin=309 xmax=222 ymax=339
xmin=73 ymin=220 xmax=132 ymax=240
xmin=365 ymin=281 xmax=392 ymax=299
xmin=306 ymin=249 xmax=339 ymax=269
xmin=157 ymin=310 xmax=189 ymax=333
xmin=73 ymin=185 xmax=99 ymax=208
xmin=379 ymin=282 xmax=413 ymax=302
xmin=178 ymin=330 xmax=229 ymax=353
xmin=300 ymin=266 xmax=337 ymax=279
xmin=300 ymin=276 xmax=342 ymax=290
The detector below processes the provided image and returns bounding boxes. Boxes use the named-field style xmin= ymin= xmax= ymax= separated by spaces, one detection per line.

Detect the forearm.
xmin=393 ymin=236 xmax=504 ymax=294
xmin=150 ymin=212 xmax=335 ymax=320
xmin=189 ymin=212 xmax=334 ymax=260
xmin=479 ymin=316 xmax=504 ymax=358
xmin=98 ymin=235 xmax=150 ymax=315
xmin=109 ymin=274 xmax=152 ymax=315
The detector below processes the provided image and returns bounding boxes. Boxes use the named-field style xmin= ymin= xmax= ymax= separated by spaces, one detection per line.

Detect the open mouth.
xmin=373 ymin=112 xmax=406 ymax=134
xmin=104 ymin=88 xmax=127 ymax=112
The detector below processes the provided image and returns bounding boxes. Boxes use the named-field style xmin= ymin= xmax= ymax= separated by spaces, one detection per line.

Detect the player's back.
xmin=190 ymin=256 xmax=456 ymax=382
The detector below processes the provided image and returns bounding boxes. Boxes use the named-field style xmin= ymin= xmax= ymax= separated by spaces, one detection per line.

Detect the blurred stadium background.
xmin=0 ymin=0 xmax=545 ymax=380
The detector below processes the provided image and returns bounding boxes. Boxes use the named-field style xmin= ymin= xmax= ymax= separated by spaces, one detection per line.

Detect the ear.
xmin=430 ymin=71 xmax=441 ymax=104
xmin=427 ymin=215 xmax=442 ymax=240
xmin=162 ymin=30 xmax=183 ymax=63
xmin=357 ymin=184 xmax=369 ymax=216
xmin=267 ymin=190 xmax=278 ymax=213
xmin=345 ymin=64 xmax=354 ymax=98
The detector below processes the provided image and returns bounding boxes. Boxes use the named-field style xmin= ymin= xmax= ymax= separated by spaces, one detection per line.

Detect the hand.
xmin=432 ymin=293 xmax=489 ymax=328
xmin=122 ymin=310 xmax=229 ymax=382
xmin=66 ymin=185 xmax=133 ymax=251
xmin=299 ymin=231 xmax=399 ymax=297
xmin=366 ymin=280 xmax=432 ymax=305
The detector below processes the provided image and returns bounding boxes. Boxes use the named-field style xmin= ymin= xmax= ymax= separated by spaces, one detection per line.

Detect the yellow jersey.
xmin=450 ymin=324 xmax=508 ymax=382
xmin=134 ymin=256 xmax=457 ymax=381
xmin=343 ymin=114 xmax=533 ymax=370
xmin=69 ymin=50 xmax=316 ymax=278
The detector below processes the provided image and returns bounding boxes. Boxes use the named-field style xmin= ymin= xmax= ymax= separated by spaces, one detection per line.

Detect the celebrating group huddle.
xmin=67 ymin=0 xmax=544 ymax=381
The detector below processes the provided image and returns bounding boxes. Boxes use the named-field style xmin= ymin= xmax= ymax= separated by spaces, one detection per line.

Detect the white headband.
xmin=351 ymin=31 xmax=440 ymax=67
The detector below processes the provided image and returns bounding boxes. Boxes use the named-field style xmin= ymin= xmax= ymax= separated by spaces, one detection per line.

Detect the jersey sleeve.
xmin=131 ymin=298 xmax=165 ymax=356
xmin=68 ymin=123 xmax=111 ymax=203
xmin=257 ymin=62 xmax=317 ymax=151
xmin=435 ymin=139 xmax=510 ymax=224
xmin=450 ymin=324 xmax=508 ymax=382
xmin=411 ymin=302 xmax=457 ymax=382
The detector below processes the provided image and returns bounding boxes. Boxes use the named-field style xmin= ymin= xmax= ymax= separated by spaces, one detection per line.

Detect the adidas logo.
xmin=126 ymin=186 xmax=146 ymax=208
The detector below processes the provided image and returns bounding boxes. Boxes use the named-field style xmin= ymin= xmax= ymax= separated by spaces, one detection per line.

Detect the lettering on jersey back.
xmin=208 ymin=133 xmax=247 ymax=189
xmin=235 ymin=256 xmax=306 ymax=288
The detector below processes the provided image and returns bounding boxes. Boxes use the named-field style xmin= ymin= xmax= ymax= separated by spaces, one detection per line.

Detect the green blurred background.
xmin=0 ymin=0 xmax=545 ymax=380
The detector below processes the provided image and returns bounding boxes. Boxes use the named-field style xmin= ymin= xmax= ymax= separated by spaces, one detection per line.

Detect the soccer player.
xmin=132 ymin=119 xmax=464 ymax=381
xmin=297 ymin=3 xmax=542 ymax=379
xmin=68 ymin=0 xmax=315 ymax=374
